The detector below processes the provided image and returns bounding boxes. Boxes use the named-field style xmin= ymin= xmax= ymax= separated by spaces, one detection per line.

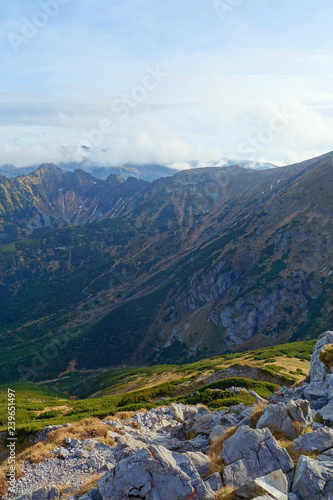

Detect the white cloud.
xmin=1 ymin=1 xmax=333 ymax=167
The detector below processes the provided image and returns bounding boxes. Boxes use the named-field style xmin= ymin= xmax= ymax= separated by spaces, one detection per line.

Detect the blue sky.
xmin=1 ymin=0 xmax=333 ymax=166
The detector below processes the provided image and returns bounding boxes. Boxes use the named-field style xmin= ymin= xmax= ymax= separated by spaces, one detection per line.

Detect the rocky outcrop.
xmin=12 ymin=332 xmax=333 ymax=500
xmin=235 ymin=469 xmax=288 ymax=500
xmin=292 ymin=427 xmax=333 ymax=453
xmin=309 ymin=331 xmax=333 ymax=383
xmin=220 ymin=426 xmax=293 ymax=488
xmin=98 ymin=446 xmax=215 ymax=500
xmin=292 ymin=455 xmax=333 ymax=499
xmin=256 ymin=399 xmax=312 ymax=439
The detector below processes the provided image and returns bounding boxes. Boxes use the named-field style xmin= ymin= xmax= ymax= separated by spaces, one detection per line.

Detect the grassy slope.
xmin=0 ymin=340 xmax=314 ymax=437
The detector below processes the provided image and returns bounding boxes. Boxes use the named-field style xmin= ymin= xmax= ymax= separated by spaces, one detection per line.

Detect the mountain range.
xmin=0 ymin=158 xmax=277 ymax=182
xmin=0 ymin=152 xmax=332 ymax=384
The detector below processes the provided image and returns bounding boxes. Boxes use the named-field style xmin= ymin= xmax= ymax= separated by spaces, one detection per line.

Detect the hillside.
xmin=0 ymin=338 xmax=316 ymax=498
xmin=0 ymin=340 xmax=314 ymax=434
xmin=0 ymin=152 xmax=333 ymax=382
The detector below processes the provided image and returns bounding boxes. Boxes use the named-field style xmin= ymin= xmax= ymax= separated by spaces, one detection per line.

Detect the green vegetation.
xmin=0 ymin=339 xmax=314 ymax=439
xmin=251 ymin=340 xmax=316 ymax=361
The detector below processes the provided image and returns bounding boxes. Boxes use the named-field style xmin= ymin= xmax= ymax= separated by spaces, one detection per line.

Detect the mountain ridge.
xmin=0 ymin=152 xmax=332 ymax=383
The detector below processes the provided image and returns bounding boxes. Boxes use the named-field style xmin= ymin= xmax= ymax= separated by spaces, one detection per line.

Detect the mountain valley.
xmin=0 ymin=152 xmax=333 ymax=383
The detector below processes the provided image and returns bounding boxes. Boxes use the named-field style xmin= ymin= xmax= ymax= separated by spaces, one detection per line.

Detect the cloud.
xmin=0 ymin=0 xmax=333 ymax=167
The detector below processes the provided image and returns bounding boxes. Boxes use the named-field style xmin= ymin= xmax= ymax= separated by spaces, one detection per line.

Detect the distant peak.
xmin=36 ymin=163 xmax=62 ymax=173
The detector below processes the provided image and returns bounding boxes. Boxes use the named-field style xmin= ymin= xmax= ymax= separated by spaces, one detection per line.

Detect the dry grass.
xmin=250 ymin=400 xmax=268 ymax=427
xmin=277 ymin=438 xmax=318 ymax=465
xmin=20 ymin=418 xmax=112 ymax=464
xmin=108 ymin=427 xmax=125 ymax=436
xmin=215 ymin=355 xmax=310 ymax=382
xmin=184 ymin=430 xmax=196 ymax=441
xmin=215 ymin=486 xmax=237 ymax=500
xmin=96 ymin=437 xmax=116 ymax=447
xmin=62 ymin=474 xmax=102 ymax=499
xmin=0 ymin=418 xmax=113 ymax=496
xmin=314 ymin=413 xmax=324 ymax=424
xmin=292 ymin=420 xmax=310 ymax=437
xmin=208 ymin=426 xmax=237 ymax=474
xmin=319 ymin=344 xmax=333 ymax=372
xmin=128 ymin=421 xmax=140 ymax=429
xmin=0 ymin=464 xmax=24 ymax=495
xmin=103 ymin=411 xmax=140 ymax=421
xmin=34 ymin=405 xmax=72 ymax=417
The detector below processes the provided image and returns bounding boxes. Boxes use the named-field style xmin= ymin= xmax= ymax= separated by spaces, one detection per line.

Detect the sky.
xmin=1 ymin=0 xmax=333 ymax=167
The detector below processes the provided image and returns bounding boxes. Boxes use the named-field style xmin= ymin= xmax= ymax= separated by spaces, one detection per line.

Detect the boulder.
xmin=70 ymin=438 xmax=80 ymax=448
xmin=185 ymin=451 xmax=210 ymax=476
xmin=257 ymin=399 xmax=312 ymax=439
xmin=95 ymin=441 xmax=115 ymax=457
xmin=87 ymin=456 xmax=106 ymax=469
xmin=31 ymin=486 xmax=59 ymax=500
xmin=235 ymin=469 xmax=288 ymax=499
xmin=221 ymin=426 xmax=293 ymax=488
xmin=169 ymin=403 xmax=208 ymax=423
xmin=309 ymin=331 xmax=333 ymax=383
xmin=58 ymin=447 xmax=70 ymax=459
xmin=251 ymin=497 xmax=279 ymax=500
xmin=204 ymin=473 xmax=223 ymax=492
xmin=98 ymin=445 xmax=215 ymax=500
xmin=81 ymin=438 xmax=98 ymax=450
xmin=107 ymin=430 xmax=121 ymax=440
xmin=114 ymin=435 xmax=146 ymax=461
xmin=318 ymin=401 xmax=333 ymax=426
xmin=327 ymin=374 xmax=333 ymax=401
xmin=87 ymin=489 xmax=102 ymax=500
xmin=303 ymin=382 xmax=328 ymax=407
xmin=318 ymin=448 xmax=333 ymax=461
xmin=75 ymin=449 xmax=90 ymax=459
xmin=256 ymin=402 xmax=297 ymax=439
xmin=209 ymin=425 xmax=228 ymax=442
xmin=192 ymin=413 xmax=222 ymax=435
xmin=287 ymin=399 xmax=313 ymax=430
xmin=168 ymin=434 xmax=209 ymax=453
xmin=269 ymin=386 xmax=304 ymax=404
xmin=292 ymin=427 xmax=333 ymax=452
xmin=292 ymin=455 xmax=333 ymax=499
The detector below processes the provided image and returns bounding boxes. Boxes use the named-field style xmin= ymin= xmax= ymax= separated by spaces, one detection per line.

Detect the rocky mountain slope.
xmin=0 ymin=152 xmax=333 ymax=382
xmin=2 ymin=332 xmax=333 ymax=500
xmin=0 ymin=164 xmax=146 ymax=244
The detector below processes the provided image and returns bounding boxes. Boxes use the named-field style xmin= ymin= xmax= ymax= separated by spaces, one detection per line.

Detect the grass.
xmin=19 ymin=418 xmax=114 ymax=464
xmin=62 ymin=475 xmax=102 ymax=499
xmin=0 ymin=340 xmax=313 ymax=444
xmin=0 ymin=464 xmax=23 ymax=496
xmin=278 ymin=438 xmax=319 ymax=465
xmin=208 ymin=426 xmax=237 ymax=475
xmin=215 ymin=487 xmax=237 ymax=500
xmin=0 ymin=417 xmax=116 ymax=495
xmin=250 ymin=400 xmax=268 ymax=427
